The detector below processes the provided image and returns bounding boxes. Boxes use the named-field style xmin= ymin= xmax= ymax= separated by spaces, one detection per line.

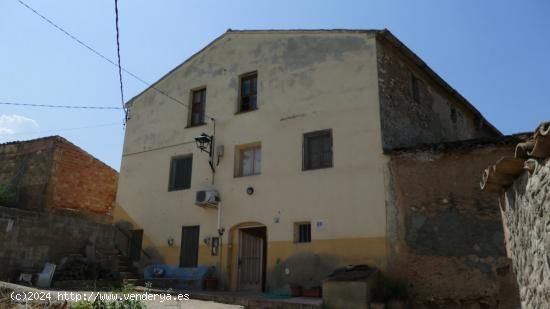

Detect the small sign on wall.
xmin=211 ymin=237 xmax=219 ymax=256
xmin=315 ymin=220 xmax=325 ymax=230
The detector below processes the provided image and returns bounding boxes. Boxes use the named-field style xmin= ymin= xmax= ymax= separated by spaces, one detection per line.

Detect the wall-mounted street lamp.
xmin=194 ymin=133 xmax=215 ymax=172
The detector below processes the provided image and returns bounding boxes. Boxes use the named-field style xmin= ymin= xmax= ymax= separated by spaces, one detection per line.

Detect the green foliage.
xmin=72 ymin=300 xmax=94 ymax=309
xmin=0 ymin=184 xmax=16 ymax=207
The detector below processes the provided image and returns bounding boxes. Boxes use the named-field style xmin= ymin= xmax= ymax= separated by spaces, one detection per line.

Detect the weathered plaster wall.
xmin=0 ymin=206 xmax=114 ymax=281
xmin=117 ymin=31 xmax=388 ymax=290
xmin=501 ymin=158 xmax=550 ymax=308
xmin=376 ymin=38 xmax=498 ymax=151
xmin=387 ymin=142 xmax=520 ymax=307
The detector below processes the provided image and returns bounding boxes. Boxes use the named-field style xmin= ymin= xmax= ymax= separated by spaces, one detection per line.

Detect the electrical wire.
xmin=0 ymin=102 xmax=122 ymax=110
xmin=16 ymin=0 xmax=214 ymax=120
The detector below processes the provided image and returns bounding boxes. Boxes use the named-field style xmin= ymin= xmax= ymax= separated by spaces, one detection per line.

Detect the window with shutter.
xmin=303 ymin=129 xmax=333 ymax=170
xmin=239 ymin=72 xmax=258 ymax=112
xmin=169 ymin=156 xmax=193 ymax=191
xmin=190 ymin=88 xmax=206 ymax=126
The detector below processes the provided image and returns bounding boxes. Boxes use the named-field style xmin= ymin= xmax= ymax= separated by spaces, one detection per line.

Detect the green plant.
xmin=72 ymin=300 xmax=94 ymax=309
xmin=0 ymin=184 xmax=16 ymax=207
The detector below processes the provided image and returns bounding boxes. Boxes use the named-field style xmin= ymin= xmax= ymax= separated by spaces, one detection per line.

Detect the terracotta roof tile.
xmin=480 ymin=122 xmax=550 ymax=191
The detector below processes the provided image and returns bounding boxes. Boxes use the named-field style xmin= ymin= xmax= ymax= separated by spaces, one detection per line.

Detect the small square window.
xmin=239 ymin=72 xmax=257 ymax=112
xmin=189 ymin=88 xmax=206 ymax=126
xmin=303 ymin=129 xmax=333 ymax=170
xmin=294 ymin=222 xmax=311 ymax=243
xmin=235 ymin=144 xmax=261 ymax=177
xmin=169 ymin=156 xmax=192 ymax=191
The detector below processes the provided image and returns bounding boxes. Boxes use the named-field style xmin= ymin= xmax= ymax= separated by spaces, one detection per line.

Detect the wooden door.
xmin=180 ymin=226 xmax=200 ymax=268
xmin=128 ymin=229 xmax=143 ymax=261
xmin=238 ymin=228 xmax=264 ymax=291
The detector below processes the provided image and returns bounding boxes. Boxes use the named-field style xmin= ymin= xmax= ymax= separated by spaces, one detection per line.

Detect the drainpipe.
xmin=217 ymin=202 xmax=225 ymax=290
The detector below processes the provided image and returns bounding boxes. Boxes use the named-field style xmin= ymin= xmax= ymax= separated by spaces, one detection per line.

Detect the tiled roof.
xmin=480 ymin=122 xmax=550 ymax=191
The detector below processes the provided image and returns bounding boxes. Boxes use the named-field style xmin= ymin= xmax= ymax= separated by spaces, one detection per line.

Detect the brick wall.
xmin=386 ymin=138 xmax=522 ymax=307
xmin=0 ymin=136 xmax=117 ymax=215
xmin=49 ymin=140 xmax=117 ymax=214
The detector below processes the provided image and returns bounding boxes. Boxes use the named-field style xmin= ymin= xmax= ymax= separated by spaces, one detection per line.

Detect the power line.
xmin=0 ymin=102 xmax=122 ymax=110
xmin=114 ymin=0 xmax=127 ymax=123
xmin=16 ymin=0 xmax=214 ymax=120
xmin=1 ymin=122 xmax=121 ymax=137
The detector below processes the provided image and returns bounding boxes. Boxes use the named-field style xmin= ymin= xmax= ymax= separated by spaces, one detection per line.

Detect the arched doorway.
xmin=228 ymin=222 xmax=267 ymax=292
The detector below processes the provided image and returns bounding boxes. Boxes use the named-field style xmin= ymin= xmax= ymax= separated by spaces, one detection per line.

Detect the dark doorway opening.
xmin=180 ymin=225 xmax=200 ymax=268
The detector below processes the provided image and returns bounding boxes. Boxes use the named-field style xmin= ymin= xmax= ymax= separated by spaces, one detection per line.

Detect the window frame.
xmin=234 ymin=142 xmax=261 ymax=178
xmin=188 ymin=87 xmax=207 ymax=127
xmin=294 ymin=222 xmax=312 ymax=244
xmin=168 ymin=155 xmax=193 ymax=191
xmin=237 ymin=71 xmax=258 ymax=113
xmin=302 ymin=129 xmax=333 ymax=171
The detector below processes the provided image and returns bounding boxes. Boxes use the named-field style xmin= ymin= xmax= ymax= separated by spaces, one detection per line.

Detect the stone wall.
xmin=0 ymin=206 xmax=114 ymax=281
xmin=501 ymin=158 xmax=550 ymax=308
xmin=386 ymin=137 xmax=523 ymax=307
xmin=376 ymin=36 xmax=498 ymax=151
xmin=0 ymin=138 xmax=55 ymax=210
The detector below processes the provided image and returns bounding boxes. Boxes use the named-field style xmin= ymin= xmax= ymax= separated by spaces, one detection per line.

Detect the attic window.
xmin=189 ymin=88 xmax=206 ymax=126
xmin=239 ymin=72 xmax=257 ymax=112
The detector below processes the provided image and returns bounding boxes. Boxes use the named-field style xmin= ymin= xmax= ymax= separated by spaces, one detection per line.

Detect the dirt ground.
xmin=0 ymin=282 xmax=242 ymax=309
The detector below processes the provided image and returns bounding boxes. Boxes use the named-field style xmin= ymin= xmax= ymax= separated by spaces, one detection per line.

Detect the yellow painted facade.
xmin=115 ymin=30 xmax=389 ymax=290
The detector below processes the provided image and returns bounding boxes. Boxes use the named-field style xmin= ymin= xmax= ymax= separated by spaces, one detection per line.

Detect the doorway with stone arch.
xmin=227 ymin=222 xmax=267 ymax=292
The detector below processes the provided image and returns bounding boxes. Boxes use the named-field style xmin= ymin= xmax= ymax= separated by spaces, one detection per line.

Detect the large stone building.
xmin=115 ymin=29 xmax=515 ymax=303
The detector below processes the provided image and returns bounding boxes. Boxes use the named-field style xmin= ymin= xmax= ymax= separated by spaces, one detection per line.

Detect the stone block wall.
xmin=0 ymin=206 xmax=115 ymax=281
xmin=0 ymin=138 xmax=55 ymax=210
xmin=386 ymin=137 xmax=523 ymax=307
xmin=376 ymin=34 xmax=498 ymax=151
xmin=501 ymin=158 xmax=550 ymax=308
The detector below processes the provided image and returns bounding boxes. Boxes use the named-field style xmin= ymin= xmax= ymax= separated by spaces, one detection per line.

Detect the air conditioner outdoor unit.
xmin=195 ymin=189 xmax=220 ymax=208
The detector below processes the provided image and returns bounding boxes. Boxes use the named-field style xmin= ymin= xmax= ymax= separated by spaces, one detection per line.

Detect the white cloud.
xmin=0 ymin=114 xmax=40 ymax=142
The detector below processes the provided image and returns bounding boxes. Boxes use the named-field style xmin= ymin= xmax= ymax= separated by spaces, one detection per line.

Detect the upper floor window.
xmin=235 ymin=143 xmax=261 ymax=177
xmin=169 ymin=155 xmax=192 ymax=191
xmin=190 ymin=88 xmax=206 ymax=126
xmin=303 ymin=129 xmax=333 ymax=171
xmin=239 ymin=72 xmax=257 ymax=112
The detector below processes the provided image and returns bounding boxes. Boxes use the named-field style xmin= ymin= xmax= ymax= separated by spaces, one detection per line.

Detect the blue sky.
xmin=1 ymin=0 xmax=548 ymax=169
